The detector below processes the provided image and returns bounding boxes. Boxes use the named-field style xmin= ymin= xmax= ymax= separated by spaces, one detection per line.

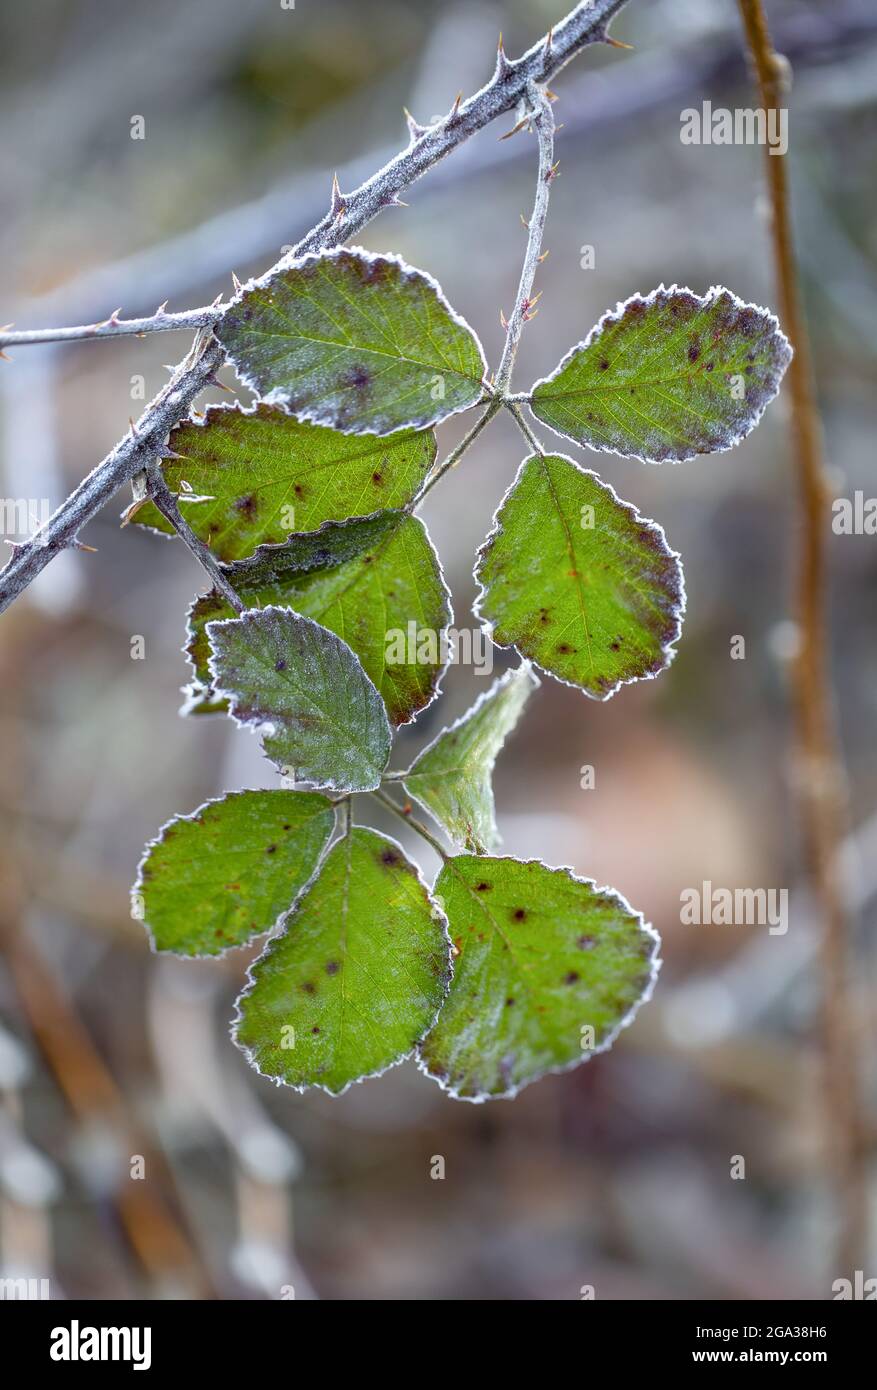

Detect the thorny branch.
xmin=415 ymin=80 xmax=556 ymax=505
xmin=737 ymin=0 xmax=866 ymax=1276
xmin=0 ymin=0 xmax=630 ymax=617
xmin=495 ymin=82 xmax=556 ymax=394
xmin=0 ymin=303 xmax=224 ymax=351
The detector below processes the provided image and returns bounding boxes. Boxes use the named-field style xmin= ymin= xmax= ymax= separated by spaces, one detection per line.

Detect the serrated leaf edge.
xmin=218 ymin=245 xmax=490 ymax=437
xmin=206 ymin=606 xmax=392 ymax=793
xmin=402 ymin=662 xmax=540 ymax=853
xmin=416 ymin=853 xmax=662 ymax=1104
xmin=180 ymin=510 xmax=455 ymax=726
xmin=129 ymin=398 xmax=438 ymax=540
xmin=230 ymin=826 xmax=454 ymax=1097
xmin=472 ymin=452 xmax=687 ymax=702
xmin=527 ymin=283 xmax=793 ymax=465
xmin=132 ymin=788 xmax=335 ymax=961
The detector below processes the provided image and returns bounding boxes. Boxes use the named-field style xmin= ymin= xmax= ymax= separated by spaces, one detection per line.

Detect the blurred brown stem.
xmin=737 ymin=0 xmax=866 ymax=1277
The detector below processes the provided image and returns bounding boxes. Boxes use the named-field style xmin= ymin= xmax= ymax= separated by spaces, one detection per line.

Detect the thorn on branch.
xmin=403 ymin=107 xmax=428 ymax=141
xmin=120 ymin=496 xmax=150 ymax=527
xmin=499 ymin=308 xmax=509 ymax=330
xmin=231 ymin=272 xmax=242 ymax=293
xmin=330 ymin=172 xmax=346 ymax=220
xmin=604 ymin=33 xmax=634 ymax=51
xmin=156 ymin=300 xmax=169 ymax=316
xmin=546 ymin=159 xmax=561 ymax=183
xmin=495 ymin=33 xmax=513 ymax=81
xmin=70 ymin=538 xmax=98 ymax=554
xmin=447 ymin=91 xmax=463 ymax=125
xmin=500 ymin=115 xmax=531 ymax=141
xmin=0 ymin=349 xmax=12 ymax=362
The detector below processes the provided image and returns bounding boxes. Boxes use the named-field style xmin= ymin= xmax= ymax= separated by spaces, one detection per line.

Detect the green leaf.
xmin=135 ymin=790 xmax=334 ymax=957
xmin=419 ymin=854 xmax=659 ymax=1100
xmin=218 ymin=247 xmax=487 ymax=434
xmin=529 ymin=285 xmax=792 ymax=463
xmin=130 ymin=403 xmax=435 ymax=561
xmin=185 ymin=511 xmax=451 ymax=723
xmin=234 ymin=826 xmax=452 ymax=1094
xmin=207 ymin=607 xmax=391 ymax=792
xmin=403 ymin=665 xmax=539 ymax=853
xmin=475 ymin=453 xmax=684 ymax=699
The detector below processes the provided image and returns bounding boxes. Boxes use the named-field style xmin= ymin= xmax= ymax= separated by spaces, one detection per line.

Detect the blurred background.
xmin=0 ymin=0 xmax=875 ymax=1300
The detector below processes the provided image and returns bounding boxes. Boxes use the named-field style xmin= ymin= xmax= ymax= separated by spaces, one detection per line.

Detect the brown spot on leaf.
xmin=512 ymin=908 xmax=526 ymax=922
xmin=564 ymin=970 xmax=580 ymax=984
xmin=344 ymin=365 xmax=371 ymax=392
xmin=325 ymin=960 xmax=340 ymax=975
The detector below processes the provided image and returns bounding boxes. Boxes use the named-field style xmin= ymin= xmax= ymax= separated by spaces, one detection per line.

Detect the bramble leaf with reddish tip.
xmin=185 ymin=511 xmax=450 ymax=725
xmin=528 ymin=285 xmax=792 ymax=463
xmin=131 ymin=404 xmax=435 ymax=561
xmin=475 ymin=453 xmax=684 ymax=699
xmin=218 ymin=247 xmax=487 ymax=435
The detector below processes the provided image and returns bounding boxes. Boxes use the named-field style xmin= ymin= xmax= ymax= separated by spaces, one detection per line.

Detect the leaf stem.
xmin=145 ymin=459 xmax=244 ymax=614
xmin=505 ymin=399 xmax=545 ymax=455
xmin=737 ymin=0 xmax=865 ymax=1276
xmin=370 ymin=788 xmax=449 ymax=861
xmin=411 ymin=397 xmax=501 ymax=506
xmin=495 ymin=82 xmax=556 ymax=395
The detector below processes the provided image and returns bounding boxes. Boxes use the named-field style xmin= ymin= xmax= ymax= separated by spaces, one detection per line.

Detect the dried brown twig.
xmin=737 ymin=0 xmax=867 ymax=1279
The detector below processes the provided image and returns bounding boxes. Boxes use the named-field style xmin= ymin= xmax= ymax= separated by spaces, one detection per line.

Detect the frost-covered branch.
xmin=495 ymin=82 xmax=556 ymax=394
xmin=0 ymin=0 xmax=630 ymax=615
xmin=0 ymin=303 xmax=224 ymax=352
